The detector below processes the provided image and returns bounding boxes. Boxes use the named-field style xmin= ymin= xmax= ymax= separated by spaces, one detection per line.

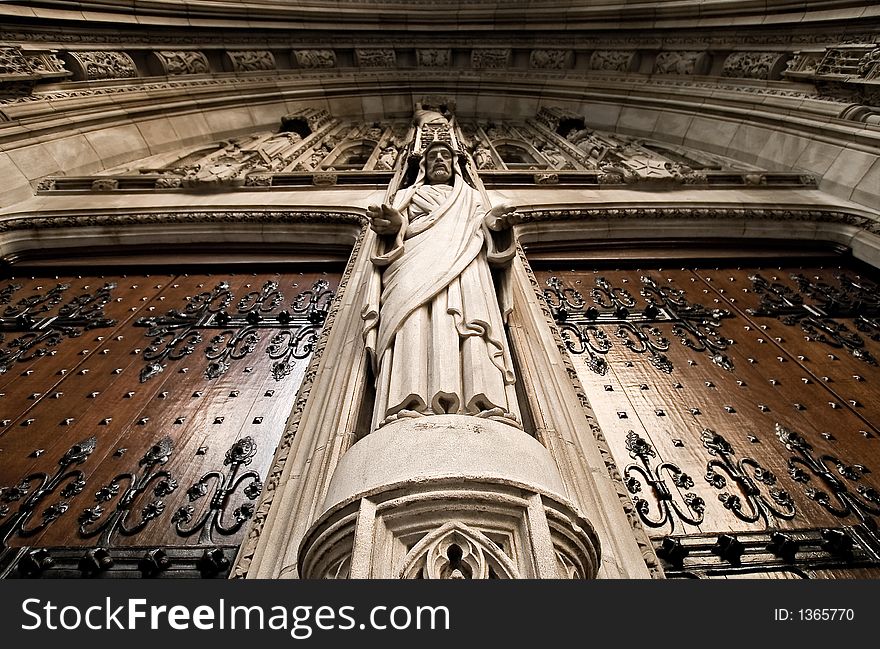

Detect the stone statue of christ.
xmin=363 ymin=139 xmax=521 ymax=430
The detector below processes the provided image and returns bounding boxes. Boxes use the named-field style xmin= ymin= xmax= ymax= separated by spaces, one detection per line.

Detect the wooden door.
xmin=0 ymin=267 xmax=339 ymax=578
xmin=534 ymin=256 xmax=880 ymax=578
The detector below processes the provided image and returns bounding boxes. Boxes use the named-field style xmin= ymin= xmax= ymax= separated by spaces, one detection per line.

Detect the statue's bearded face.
xmin=424 ymin=145 xmax=454 ymax=184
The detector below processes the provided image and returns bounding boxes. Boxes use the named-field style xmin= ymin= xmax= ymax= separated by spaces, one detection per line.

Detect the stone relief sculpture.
xmin=530 ymin=49 xmax=571 ymax=69
xmin=363 ymin=113 xmax=520 ymax=430
xmin=226 ymin=50 xmax=275 ymax=72
xmin=375 ymin=146 xmax=399 ymax=170
xmin=355 ymin=49 xmax=396 ymax=68
xmin=471 ymin=49 xmax=510 ymax=69
xmin=69 ymin=51 xmax=137 ymax=80
xmin=155 ymin=50 xmax=210 ymax=75
xmin=472 ymin=144 xmax=495 ymax=169
xmin=654 ymin=51 xmax=704 ymax=75
xmin=293 ymin=49 xmax=336 ymax=68
xmin=589 ymin=50 xmax=636 ymax=72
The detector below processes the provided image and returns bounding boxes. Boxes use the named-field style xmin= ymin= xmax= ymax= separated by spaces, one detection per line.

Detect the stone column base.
xmin=298 ymin=415 xmax=600 ymax=579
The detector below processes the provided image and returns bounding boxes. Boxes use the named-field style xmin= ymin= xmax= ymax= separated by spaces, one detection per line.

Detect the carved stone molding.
xmin=230 ymin=227 xmax=366 ymax=578
xmin=512 ymin=207 xmax=880 ymax=235
xmin=63 ymin=51 xmax=137 ymax=81
xmin=590 ymin=50 xmax=637 ymax=72
xmin=0 ymin=210 xmax=365 ymax=233
xmin=722 ymin=51 xmax=789 ymax=80
xmin=417 ymin=49 xmax=451 ymax=67
xmin=654 ymin=51 xmax=707 ymax=75
xmin=516 ymin=246 xmax=662 ymax=577
xmin=0 ymin=65 xmax=835 ymax=112
xmin=293 ymin=49 xmax=336 ymax=68
xmin=1 ymin=25 xmax=874 ymax=51
xmin=471 ymin=49 xmax=510 ymax=69
xmin=355 ymin=49 xmax=396 ymax=68
xmin=530 ymin=49 xmax=572 ymax=70
xmin=224 ymin=50 xmax=275 ymax=73
xmin=151 ymin=50 xmax=210 ymax=75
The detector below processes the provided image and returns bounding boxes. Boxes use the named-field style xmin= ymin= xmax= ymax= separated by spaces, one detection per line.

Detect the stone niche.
xmin=298 ymin=415 xmax=600 ymax=579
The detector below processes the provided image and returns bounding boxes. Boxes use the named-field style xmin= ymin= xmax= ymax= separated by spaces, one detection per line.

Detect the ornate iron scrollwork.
xmin=0 ymin=283 xmax=117 ymax=373
xmin=701 ymin=429 xmax=796 ymax=525
xmin=136 ymin=278 xmax=333 ymax=381
xmin=749 ymin=273 xmax=880 ymax=365
xmin=543 ymin=275 xmax=733 ymax=373
xmin=172 ymin=437 xmax=263 ymax=543
xmin=776 ymin=423 xmax=880 ymax=531
xmin=623 ymin=431 xmax=705 ymax=532
xmin=267 ymin=278 xmax=332 ymax=379
xmin=0 ymin=437 xmax=97 ymax=546
xmin=78 ymin=437 xmax=177 ymax=545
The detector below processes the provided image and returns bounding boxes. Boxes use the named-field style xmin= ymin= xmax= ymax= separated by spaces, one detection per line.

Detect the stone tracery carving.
xmin=400 ymin=522 xmax=519 ymax=579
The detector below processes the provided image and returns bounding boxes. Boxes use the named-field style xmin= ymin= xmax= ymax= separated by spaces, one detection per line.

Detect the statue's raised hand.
xmin=367 ymin=203 xmax=404 ymax=235
xmin=485 ymin=202 xmax=517 ymax=231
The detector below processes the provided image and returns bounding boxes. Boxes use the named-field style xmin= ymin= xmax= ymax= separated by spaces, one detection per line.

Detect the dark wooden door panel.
xmin=0 ymin=269 xmax=338 ymax=576
xmin=535 ymin=260 xmax=880 ymax=579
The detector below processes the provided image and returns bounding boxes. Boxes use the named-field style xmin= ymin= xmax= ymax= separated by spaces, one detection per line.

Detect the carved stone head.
xmin=422 ymin=141 xmax=456 ymax=185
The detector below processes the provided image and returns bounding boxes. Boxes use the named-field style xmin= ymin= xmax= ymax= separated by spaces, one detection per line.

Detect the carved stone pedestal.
xmin=298 ymin=415 xmax=600 ymax=579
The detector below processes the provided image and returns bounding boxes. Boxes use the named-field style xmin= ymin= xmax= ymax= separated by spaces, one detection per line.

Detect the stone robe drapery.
xmin=363 ymin=173 xmax=519 ymax=429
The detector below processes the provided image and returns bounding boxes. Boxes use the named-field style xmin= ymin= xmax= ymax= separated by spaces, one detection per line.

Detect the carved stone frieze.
xmin=1 ymin=25 xmax=874 ymax=51
xmin=293 ymin=49 xmax=336 ymax=68
xmin=225 ymin=50 xmax=275 ymax=73
xmin=530 ymin=49 xmax=572 ymax=70
xmin=355 ymin=49 xmax=396 ymax=68
xmin=64 ymin=51 xmax=137 ymax=80
xmin=0 ymin=66 xmax=831 ymax=111
xmin=654 ymin=51 xmax=706 ymax=75
xmin=589 ymin=50 xmax=636 ymax=72
xmin=471 ymin=49 xmax=510 ymax=69
xmin=417 ymin=49 xmax=451 ymax=67
xmin=153 ymin=50 xmax=210 ymax=75
xmin=722 ymin=51 xmax=789 ymax=80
